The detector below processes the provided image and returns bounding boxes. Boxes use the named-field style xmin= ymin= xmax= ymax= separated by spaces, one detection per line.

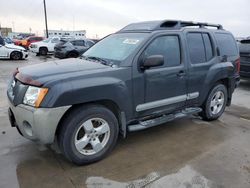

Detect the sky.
xmin=0 ymin=0 xmax=249 ymax=38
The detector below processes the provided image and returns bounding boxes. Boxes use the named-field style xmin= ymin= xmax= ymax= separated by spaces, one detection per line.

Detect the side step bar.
xmin=128 ymin=107 xmax=202 ymax=132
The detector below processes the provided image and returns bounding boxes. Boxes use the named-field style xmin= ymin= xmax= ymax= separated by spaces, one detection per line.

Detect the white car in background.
xmin=0 ymin=43 xmax=28 ymax=60
xmin=29 ymin=37 xmax=60 ymax=56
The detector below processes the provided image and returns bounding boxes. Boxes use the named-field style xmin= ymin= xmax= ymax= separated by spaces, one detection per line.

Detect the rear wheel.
xmin=200 ymin=84 xmax=228 ymax=121
xmin=67 ymin=51 xmax=78 ymax=58
xmin=10 ymin=51 xmax=22 ymax=60
xmin=58 ymin=105 xmax=119 ymax=165
xmin=39 ymin=47 xmax=48 ymax=56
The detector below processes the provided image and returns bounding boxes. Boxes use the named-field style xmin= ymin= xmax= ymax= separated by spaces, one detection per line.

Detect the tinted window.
xmin=203 ymin=34 xmax=213 ymax=61
xmin=215 ymin=33 xmax=238 ymax=56
xmin=72 ymin=40 xmax=85 ymax=46
xmin=143 ymin=35 xmax=181 ymax=67
xmin=51 ymin=38 xmax=60 ymax=43
xmin=86 ymin=41 xmax=95 ymax=47
xmin=187 ymin=33 xmax=206 ymax=64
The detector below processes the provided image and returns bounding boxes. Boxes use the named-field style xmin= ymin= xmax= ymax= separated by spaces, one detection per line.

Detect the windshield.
xmin=83 ymin=33 xmax=148 ymax=62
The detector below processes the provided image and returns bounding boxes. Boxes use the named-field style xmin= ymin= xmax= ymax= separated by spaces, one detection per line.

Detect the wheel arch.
xmin=55 ymin=99 xmax=125 ymax=139
xmin=201 ymin=77 xmax=231 ymax=107
xmin=10 ymin=50 xmax=23 ymax=60
xmin=39 ymin=46 xmax=48 ymax=51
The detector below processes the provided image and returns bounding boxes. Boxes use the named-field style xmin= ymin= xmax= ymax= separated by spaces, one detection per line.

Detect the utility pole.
xmin=43 ymin=0 xmax=49 ymax=38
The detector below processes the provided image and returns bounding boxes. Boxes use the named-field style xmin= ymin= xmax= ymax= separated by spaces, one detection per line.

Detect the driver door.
xmin=137 ymin=34 xmax=188 ymax=115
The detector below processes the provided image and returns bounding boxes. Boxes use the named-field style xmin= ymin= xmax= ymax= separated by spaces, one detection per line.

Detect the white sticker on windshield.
xmin=123 ymin=39 xmax=140 ymax=45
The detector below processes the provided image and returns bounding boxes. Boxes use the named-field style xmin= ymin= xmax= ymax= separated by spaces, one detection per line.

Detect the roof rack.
xmin=120 ymin=20 xmax=223 ymax=32
xmin=177 ymin=21 xmax=223 ymax=29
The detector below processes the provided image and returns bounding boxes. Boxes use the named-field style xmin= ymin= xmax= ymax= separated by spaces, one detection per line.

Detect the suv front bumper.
xmin=8 ymin=102 xmax=71 ymax=144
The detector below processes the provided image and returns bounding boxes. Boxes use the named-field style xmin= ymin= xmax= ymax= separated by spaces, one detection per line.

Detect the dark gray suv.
xmin=239 ymin=39 xmax=250 ymax=77
xmin=7 ymin=20 xmax=240 ymax=165
xmin=54 ymin=39 xmax=95 ymax=59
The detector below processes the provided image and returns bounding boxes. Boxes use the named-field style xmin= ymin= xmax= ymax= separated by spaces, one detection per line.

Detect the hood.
xmin=16 ymin=58 xmax=111 ymax=86
xmin=5 ymin=43 xmax=25 ymax=50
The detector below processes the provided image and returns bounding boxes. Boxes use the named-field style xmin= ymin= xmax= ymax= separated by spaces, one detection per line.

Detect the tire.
xmin=10 ymin=51 xmax=22 ymax=60
xmin=200 ymin=84 xmax=228 ymax=121
xmin=67 ymin=51 xmax=79 ymax=58
xmin=39 ymin=47 xmax=48 ymax=56
xmin=58 ymin=105 xmax=119 ymax=165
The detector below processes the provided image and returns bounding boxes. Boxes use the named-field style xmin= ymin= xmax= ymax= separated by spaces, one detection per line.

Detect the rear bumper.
xmin=240 ymin=61 xmax=250 ymax=77
xmin=54 ymin=51 xmax=67 ymax=59
xmin=8 ymin=101 xmax=71 ymax=144
xmin=240 ymin=71 xmax=250 ymax=78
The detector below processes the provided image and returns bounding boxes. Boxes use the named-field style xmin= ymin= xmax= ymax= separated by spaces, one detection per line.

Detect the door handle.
xmin=177 ymin=70 xmax=186 ymax=77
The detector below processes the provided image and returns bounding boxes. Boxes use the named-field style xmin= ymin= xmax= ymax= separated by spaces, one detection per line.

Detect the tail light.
xmin=236 ymin=58 xmax=240 ymax=73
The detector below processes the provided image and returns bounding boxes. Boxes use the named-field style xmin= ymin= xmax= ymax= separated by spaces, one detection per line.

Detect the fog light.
xmin=23 ymin=121 xmax=33 ymax=137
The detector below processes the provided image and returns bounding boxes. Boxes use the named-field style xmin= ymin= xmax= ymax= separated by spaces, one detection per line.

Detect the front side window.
xmin=143 ymin=35 xmax=181 ymax=67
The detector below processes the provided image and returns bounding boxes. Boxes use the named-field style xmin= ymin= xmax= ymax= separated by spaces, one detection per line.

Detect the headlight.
xmin=31 ymin=44 xmax=37 ymax=48
xmin=23 ymin=86 xmax=48 ymax=107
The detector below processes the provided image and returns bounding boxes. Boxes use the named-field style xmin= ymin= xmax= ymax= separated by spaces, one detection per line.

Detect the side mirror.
xmin=142 ymin=55 xmax=164 ymax=69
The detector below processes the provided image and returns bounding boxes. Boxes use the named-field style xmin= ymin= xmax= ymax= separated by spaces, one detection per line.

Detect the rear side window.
xmin=72 ymin=40 xmax=85 ymax=46
xmin=187 ymin=33 xmax=206 ymax=64
xmin=143 ymin=35 xmax=181 ymax=67
xmin=215 ymin=33 xmax=238 ymax=56
xmin=203 ymin=34 xmax=213 ymax=61
xmin=187 ymin=33 xmax=214 ymax=64
xmin=86 ymin=41 xmax=95 ymax=47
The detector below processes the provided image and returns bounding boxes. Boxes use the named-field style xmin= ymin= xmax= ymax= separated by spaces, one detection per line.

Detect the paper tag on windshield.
xmin=123 ymin=39 xmax=139 ymax=45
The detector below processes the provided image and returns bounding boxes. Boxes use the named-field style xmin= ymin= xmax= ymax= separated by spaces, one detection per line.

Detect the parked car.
xmin=3 ymin=37 xmax=14 ymax=44
xmin=13 ymin=39 xmax=22 ymax=46
xmin=239 ymin=39 xmax=250 ymax=77
xmin=19 ymin=36 xmax=44 ymax=49
xmin=29 ymin=37 xmax=60 ymax=55
xmin=0 ymin=41 xmax=28 ymax=60
xmin=7 ymin=20 xmax=240 ymax=165
xmin=54 ymin=39 xmax=95 ymax=58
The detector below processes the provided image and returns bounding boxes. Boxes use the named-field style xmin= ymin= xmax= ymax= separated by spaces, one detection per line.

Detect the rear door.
xmin=185 ymin=32 xmax=216 ymax=106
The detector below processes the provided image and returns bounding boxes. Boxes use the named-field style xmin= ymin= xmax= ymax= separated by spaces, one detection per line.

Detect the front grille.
xmin=240 ymin=56 xmax=250 ymax=63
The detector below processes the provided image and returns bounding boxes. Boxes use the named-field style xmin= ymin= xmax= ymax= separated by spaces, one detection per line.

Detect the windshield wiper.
xmin=82 ymin=56 xmax=110 ymax=66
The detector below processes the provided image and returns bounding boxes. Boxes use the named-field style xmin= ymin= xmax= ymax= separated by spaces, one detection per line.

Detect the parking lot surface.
xmin=0 ymin=54 xmax=250 ymax=188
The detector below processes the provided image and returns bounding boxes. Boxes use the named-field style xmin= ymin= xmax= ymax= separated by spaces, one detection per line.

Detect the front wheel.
xmin=200 ymin=84 xmax=228 ymax=121
xmin=58 ymin=105 xmax=119 ymax=165
xmin=10 ymin=51 xmax=22 ymax=60
xmin=39 ymin=47 xmax=48 ymax=56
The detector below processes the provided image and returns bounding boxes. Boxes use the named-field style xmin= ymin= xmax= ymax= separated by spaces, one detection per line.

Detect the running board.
xmin=128 ymin=107 xmax=202 ymax=132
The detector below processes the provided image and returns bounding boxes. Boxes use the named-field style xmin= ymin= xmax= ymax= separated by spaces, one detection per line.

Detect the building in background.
xmin=0 ymin=27 xmax=12 ymax=37
xmin=8 ymin=32 xmax=35 ymax=39
xmin=46 ymin=30 xmax=86 ymax=38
